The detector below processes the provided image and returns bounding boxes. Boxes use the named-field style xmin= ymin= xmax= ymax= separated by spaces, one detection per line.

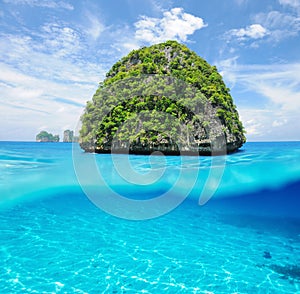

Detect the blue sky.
xmin=0 ymin=0 xmax=300 ymax=141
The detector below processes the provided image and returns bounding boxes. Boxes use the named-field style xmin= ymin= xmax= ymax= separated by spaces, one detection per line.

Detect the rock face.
xmin=63 ymin=130 xmax=74 ymax=142
xmin=80 ymin=41 xmax=246 ymax=155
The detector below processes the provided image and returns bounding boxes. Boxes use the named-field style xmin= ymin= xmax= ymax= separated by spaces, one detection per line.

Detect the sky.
xmin=0 ymin=0 xmax=300 ymax=141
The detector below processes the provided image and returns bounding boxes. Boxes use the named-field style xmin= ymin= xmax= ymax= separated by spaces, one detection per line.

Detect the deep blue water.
xmin=0 ymin=141 xmax=300 ymax=293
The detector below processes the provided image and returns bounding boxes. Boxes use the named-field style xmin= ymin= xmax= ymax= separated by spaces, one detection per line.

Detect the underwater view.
xmin=1 ymin=0 xmax=300 ymax=293
xmin=1 ymin=141 xmax=300 ymax=293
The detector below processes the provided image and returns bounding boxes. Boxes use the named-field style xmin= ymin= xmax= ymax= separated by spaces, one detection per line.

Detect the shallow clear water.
xmin=0 ymin=141 xmax=300 ymax=293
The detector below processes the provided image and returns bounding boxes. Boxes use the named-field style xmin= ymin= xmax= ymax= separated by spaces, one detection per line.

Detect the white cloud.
xmin=102 ymin=24 xmax=141 ymax=56
xmin=279 ymin=0 xmax=300 ymax=10
xmin=135 ymin=7 xmax=207 ymax=44
xmin=218 ymin=56 xmax=239 ymax=88
xmin=240 ymin=114 xmax=267 ymax=137
xmin=104 ymin=8 xmax=206 ymax=59
xmin=219 ymin=61 xmax=300 ymax=141
xmin=272 ymin=118 xmax=288 ymax=127
xmin=253 ymin=10 xmax=300 ymax=41
xmin=84 ymin=13 xmax=105 ymax=40
xmin=0 ymin=31 xmax=103 ymax=83
xmin=238 ymin=108 xmax=297 ymax=140
xmin=3 ymin=0 xmax=74 ymax=10
xmin=239 ymin=107 xmax=300 ymax=141
xmin=228 ymin=24 xmax=269 ymax=41
xmin=238 ymin=64 xmax=300 ymax=111
xmin=256 ymin=11 xmax=299 ymax=29
xmin=227 ymin=4 xmax=300 ymax=45
xmin=40 ymin=23 xmax=82 ymax=57
xmin=148 ymin=0 xmax=165 ymax=13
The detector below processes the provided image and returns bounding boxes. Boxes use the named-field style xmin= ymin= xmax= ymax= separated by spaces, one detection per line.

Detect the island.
xmin=79 ymin=40 xmax=246 ymax=155
xmin=36 ymin=131 xmax=60 ymax=142
xmin=63 ymin=130 xmax=74 ymax=142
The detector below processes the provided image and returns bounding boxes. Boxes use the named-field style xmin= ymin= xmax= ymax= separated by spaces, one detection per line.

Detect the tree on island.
xmin=36 ymin=131 xmax=59 ymax=142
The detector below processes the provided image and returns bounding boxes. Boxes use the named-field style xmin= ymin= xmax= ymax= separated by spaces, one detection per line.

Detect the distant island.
xmin=36 ymin=131 xmax=59 ymax=142
xmin=79 ymin=40 xmax=246 ymax=155
xmin=36 ymin=130 xmax=78 ymax=142
xmin=63 ymin=130 xmax=74 ymax=142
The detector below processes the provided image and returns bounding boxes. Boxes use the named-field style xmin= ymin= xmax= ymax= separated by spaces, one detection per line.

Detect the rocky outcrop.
xmin=63 ymin=130 xmax=74 ymax=142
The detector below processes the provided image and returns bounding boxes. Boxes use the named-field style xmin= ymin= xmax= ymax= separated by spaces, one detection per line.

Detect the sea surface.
xmin=0 ymin=141 xmax=300 ymax=293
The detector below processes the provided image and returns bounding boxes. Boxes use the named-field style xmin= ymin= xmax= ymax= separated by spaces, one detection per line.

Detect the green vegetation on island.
xmin=36 ymin=131 xmax=59 ymax=142
xmin=80 ymin=40 xmax=246 ymax=155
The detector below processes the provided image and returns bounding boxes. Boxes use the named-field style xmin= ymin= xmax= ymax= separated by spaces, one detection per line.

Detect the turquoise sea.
xmin=0 ymin=141 xmax=300 ymax=293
